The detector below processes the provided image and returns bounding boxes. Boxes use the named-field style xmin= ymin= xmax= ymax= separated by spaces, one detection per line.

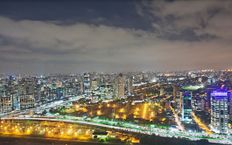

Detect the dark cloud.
xmin=0 ymin=0 xmax=232 ymax=74
xmin=0 ymin=0 xmax=153 ymax=31
xmin=137 ymin=0 xmax=232 ymax=41
xmin=158 ymin=28 xmax=217 ymax=41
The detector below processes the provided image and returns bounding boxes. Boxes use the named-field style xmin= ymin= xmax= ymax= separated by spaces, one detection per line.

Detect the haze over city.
xmin=0 ymin=0 xmax=232 ymax=74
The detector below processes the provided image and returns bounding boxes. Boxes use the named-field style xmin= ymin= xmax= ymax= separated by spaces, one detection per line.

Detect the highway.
xmin=1 ymin=115 xmax=232 ymax=145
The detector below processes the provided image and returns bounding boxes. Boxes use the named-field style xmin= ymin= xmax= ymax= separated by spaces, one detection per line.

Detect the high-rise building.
xmin=181 ymin=91 xmax=192 ymax=122
xmin=229 ymin=90 xmax=232 ymax=118
xmin=176 ymin=91 xmax=182 ymax=114
xmin=0 ymin=95 xmax=12 ymax=113
xmin=126 ymin=76 xmax=133 ymax=96
xmin=210 ymin=90 xmax=229 ymax=134
xmin=56 ymin=87 xmax=64 ymax=100
xmin=12 ymin=92 xmax=20 ymax=111
xmin=115 ymin=74 xmax=125 ymax=98
xmin=83 ymin=73 xmax=91 ymax=96
xmin=79 ymin=81 xmax=84 ymax=95
xmin=20 ymin=94 xmax=35 ymax=110
xmin=192 ymin=94 xmax=205 ymax=111
xmin=25 ymin=80 xmax=35 ymax=95
xmin=91 ymin=79 xmax=99 ymax=91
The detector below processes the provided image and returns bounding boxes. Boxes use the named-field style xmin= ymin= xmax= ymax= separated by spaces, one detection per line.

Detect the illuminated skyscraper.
xmin=210 ymin=90 xmax=229 ymax=134
xmin=12 ymin=92 xmax=20 ymax=111
xmin=229 ymin=90 xmax=232 ymax=118
xmin=20 ymin=94 xmax=35 ymax=110
xmin=83 ymin=73 xmax=91 ymax=96
xmin=91 ymin=78 xmax=99 ymax=91
xmin=126 ymin=76 xmax=133 ymax=96
xmin=116 ymin=73 xmax=125 ymax=98
xmin=0 ymin=91 xmax=12 ymax=113
xmin=181 ymin=91 xmax=192 ymax=122
xmin=176 ymin=91 xmax=183 ymax=114
xmin=1 ymin=96 xmax=12 ymax=113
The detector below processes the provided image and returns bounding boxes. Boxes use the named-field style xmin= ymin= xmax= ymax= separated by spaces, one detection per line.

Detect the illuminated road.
xmin=0 ymin=119 xmax=93 ymax=141
xmin=2 ymin=116 xmax=232 ymax=145
xmin=0 ymin=118 xmax=139 ymax=144
xmin=169 ymin=105 xmax=185 ymax=131
xmin=192 ymin=112 xmax=213 ymax=135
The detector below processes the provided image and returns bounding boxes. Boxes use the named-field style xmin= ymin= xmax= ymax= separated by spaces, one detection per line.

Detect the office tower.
xmin=20 ymin=94 xmax=35 ymax=110
xmin=192 ymin=94 xmax=205 ymax=111
xmin=176 ymin=91 xmax=183 ymax=114
xmin=127 ymin=76 xmax=133 ymax=96
xmin=181 ymin=91 xmax=192 ymax=122
xmin=115 ymin=73 xmax=125 ymax=98
xmin=210 ymin=90 xmax=229 ymax=134
xmin=0 ymin=91 xmax=12 ymax=113
xmin=229 ymin=90 xmax=232 ymax=118
xmin=56 ymin=87 xmax=64 ymax=100
xmin=12 ymin=92 xmax=20 ymax=111
xmin=83 ymin=73 xmax=91 ymax=96
xmin=91 ymin=78 xmax=99 ymax=91
xmin=25 ymin=80 xmax=35 ymax=95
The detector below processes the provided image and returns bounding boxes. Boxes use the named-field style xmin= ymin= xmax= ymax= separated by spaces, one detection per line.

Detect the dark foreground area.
xmin=0 ymin=135 xmax=225 ymax=145
xmin=140 ymin=135 xmax=223 ymax=145
xmin=0 ymin=136 xmax=121 ymax=145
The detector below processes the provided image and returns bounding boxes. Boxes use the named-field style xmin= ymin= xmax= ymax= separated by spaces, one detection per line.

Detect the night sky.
xmin=0 ymin=0 xmax=232 ymax=74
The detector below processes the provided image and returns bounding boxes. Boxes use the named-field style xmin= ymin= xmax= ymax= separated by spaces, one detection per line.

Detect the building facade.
xmin=83 ymin=73 xmax=91 ymax=96
xmin=181 ymin=91 xmax=192 ymax=122
xmin=114 ymin=74 xmax=125 ymax=99
xmin=210 ymin=90 xmax=229 ymax=134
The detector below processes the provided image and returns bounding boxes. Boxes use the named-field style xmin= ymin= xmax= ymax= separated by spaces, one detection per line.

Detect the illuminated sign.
xmin=211 ymin=91 xmax=228 ymax=97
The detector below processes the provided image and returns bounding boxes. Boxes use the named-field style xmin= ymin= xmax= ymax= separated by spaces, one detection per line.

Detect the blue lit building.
xmin=229 ymin=90 xmax=232 ymax=118
xmin=181 ymin=91 xmax=192 ymax=123
xmin=210 ymin=90 xmax=229 ymax=134
xmin=56 ymin=87 xmax=64 ymax=100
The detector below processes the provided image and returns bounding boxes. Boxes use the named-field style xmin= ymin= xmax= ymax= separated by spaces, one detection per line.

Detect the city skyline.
xmin=1 ymin=69 xmax=232 ymax=144
xmin=0 ymin=0 xmax=232 ymax=73
xmin=2 ymin=1 xmax=232 ymax=145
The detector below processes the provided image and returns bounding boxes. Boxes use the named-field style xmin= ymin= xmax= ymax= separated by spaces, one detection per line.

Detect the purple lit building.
xmin=210 ymin=90 xmax=229 ymax=134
